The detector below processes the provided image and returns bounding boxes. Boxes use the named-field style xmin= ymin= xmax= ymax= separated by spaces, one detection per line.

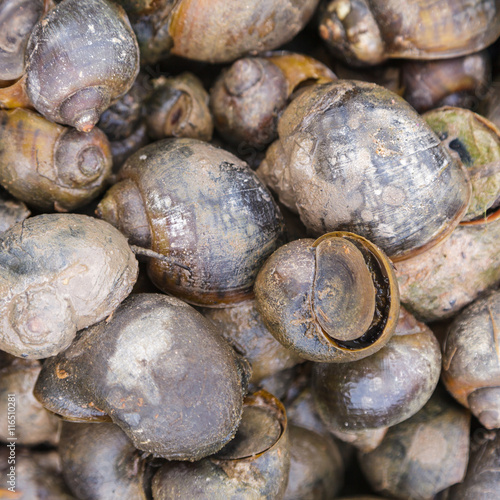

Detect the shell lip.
xmin=311 ymin=231 xmax=400 ymax=352
xmin=213 ymin=390 xmax=287 ymax=462
xmin=459 ymin=206 xmax=500 ymax=226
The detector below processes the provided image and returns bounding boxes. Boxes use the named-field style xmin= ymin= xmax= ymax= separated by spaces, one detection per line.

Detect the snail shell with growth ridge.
xmin=257 ymin=80 xmax=471 ymax=261
xmin=97 ymin=138 xmax=285 ymax=307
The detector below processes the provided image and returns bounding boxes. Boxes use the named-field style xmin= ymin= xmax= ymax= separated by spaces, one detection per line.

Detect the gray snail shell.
xmin=34 ymin=293 xmax=250 ymax=461
xmin=0 ymin=214 xmax=138 ymax=359
xmin=257 ymin=80 xmax=471 ymax=261
xmin=25 ymin=0 xmax=140 ymax=132
xmin=97 ymin=138 xmax=285 ymax=307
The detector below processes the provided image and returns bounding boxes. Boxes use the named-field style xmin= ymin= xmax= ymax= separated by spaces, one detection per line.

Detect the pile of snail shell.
xmin=1 ymin=0 xmax=500 ymax=499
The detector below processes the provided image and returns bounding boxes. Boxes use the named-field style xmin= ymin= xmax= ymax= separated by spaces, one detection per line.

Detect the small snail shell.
xmin=442 ymin=289 xmax=500 ymax=429
xmin=254 ymin=232 xmax=400 ymax=363
xmin=319 ymin=0 xmax=500 ymax=65
xmin=312 ymin=307 xmax=441 ymax=443
xmin=0 ymin=214 xmax=138 ymax=359
xmin=257 ymin=80 xmax=472 ymax=261
xmin=146 ymin=72 xmax=213 ymax=141
xmin=0 ymin=0 xmax=46 ymax=81
xmin=424 ymin=107 xmax=500 ymax=223
xmin=59 ymin=422 xmax=147 ymax=500
xmin=34 ymin=293 xmax=250 ymax=461
xmin=152 ymin=391 xmax=290 ymax=499
xmin=449 ymin=429 xmax=500 ymax=499
xmin=97 ymin=138 xmax=285 ymax=307
xmin=0 ymin=108 xmax=112 ymax=211
xmin=358 ymin=388 xmax=471 ymax=500
xmin=210 ymin=52 xmax=336 ymax=149
xmin=402 ymin=52 xmax=491 ymax=113
xmin=24 ymin=0 xmax=140 ymax=132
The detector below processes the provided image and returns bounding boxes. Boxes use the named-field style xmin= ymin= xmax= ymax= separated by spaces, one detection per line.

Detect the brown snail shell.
xmin=0 ymin=214 xmax=138 ymax=359
xmin=448 ymin=429 xmax=500 ymax=499
xmin=210 ymin=52 xmax=336 ymax=149
xmin=152 ymin=390 xmax=290 ymax=499
xmin=442 ymin=289 xmax=500 ymax=429
xmin=424 ymin=106 xmax=500 ymax=223
xmin=402 ymin=52 xmax=491 ymax=113
xmin=312 ymin=307 xmax=441 ymax=447
xmin=358 ymin=388 xmax=471 ymax=500
xmin=146 ymin=72 xmax=213 ymax=141
xmin=0 ymin=358 xmax=60 ymax=446
xmin=396 ymin=216 xmax=500 ymax=322
xmin=59 ymin=422 xmax=147 ymax=500
xmin=0 ymin=0 xmax=140 ymax=132
xmin=318 ymin=0 xmax=500 ymax=66
xmin=97 ymin=138 xmax=285 ymax=307
xmin=0 ymin=0 xmax=47 ymax=81
xmin=257 ymin=80 xmax=471 ymax=261
xmin=254 ymin=232 xmax=400 ymax=363
xmin=0 ymin=108 xmax=112 ymax=212
xmin=203 ymin=299 xmax=303 ymax=385
xmin=34 ymin=293 xmax=250 ymax=461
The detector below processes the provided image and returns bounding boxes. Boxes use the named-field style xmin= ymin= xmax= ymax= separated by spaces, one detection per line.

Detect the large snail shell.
xmin=167 ymin=0 xmax=320 ymax=63
xmin=0 ymin=0 xmax=45 ymax=81
xmin=25 ymin=0 xmax=140 ymax=132
xmin=97 ymin=138 xmax=285 ymax=307
xmin=0 ymin=214 xmax=138 ymax=359
xmin=257 ymin=80 xmax=471 ymax=261
xmin=442 ymin=289 xmax=500 ymax=429
xmin=34 ymin=293 xmax=250 ymax=461
xmin=254 ymin=232 xmax=400 ymax=363
xmin=0 ymin=108 xmax=112 ymax=211
xmin=312 ymin=307 xmax=441 ymax=439
xmin=319 ymin=0 xmax=500 ymax=65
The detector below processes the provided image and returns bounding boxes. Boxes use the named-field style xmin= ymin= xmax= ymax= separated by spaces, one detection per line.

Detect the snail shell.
xmin=24 ymin=0 xmax=140 ymax=132
xmin=257 ymin=80 xmax=471 ymax=261
xmin=442 ymin=289 xmax=500 ymax=429
xmin=0 ymin=108 xmax=112 ymax=211
xmin=358 ymin=388 xmax=470 ymax=500
xmin=97 ymin=138 xmax=285 ymax=307
xmin=312 ymin=307 xmax=441 ymax=443
xmin=319 ymin=0 xmax=500 ymax=65
xmin=254 ymin=232 xmax=400 ymax=363
xmin=146 ymin=72 xmax=213 ymax=141
xmin=210 ymin=52 xmax=336 ymax=149
xmin=0 ymin=214 xmax=138 ymax=359
xmin=34 ymin=293 xmax=250 ymax=461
